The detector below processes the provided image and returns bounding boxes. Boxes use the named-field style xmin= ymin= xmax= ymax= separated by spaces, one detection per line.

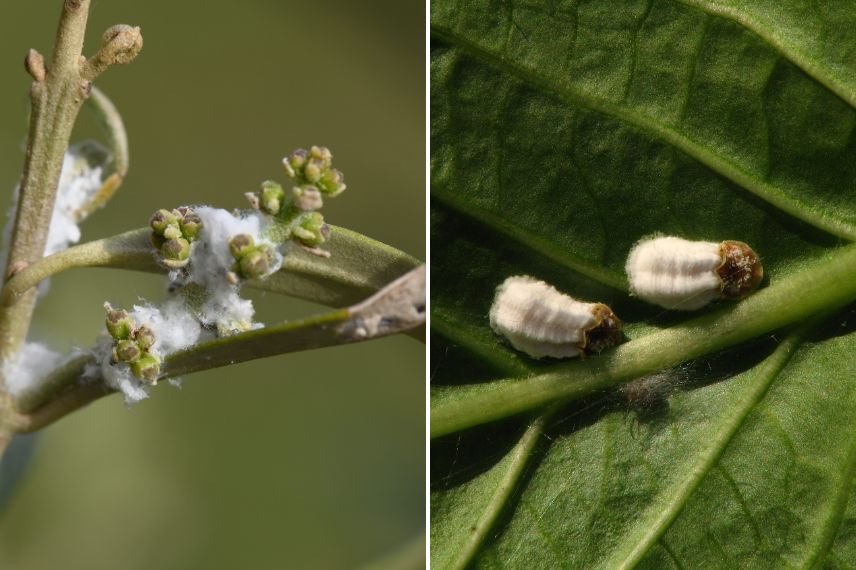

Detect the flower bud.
xmin=228 ymin=234 xmax=255 ymax=259
xmin=99 ymin=24 xmax=144 ymax=66
xmin=260 ymin=181 xmax=285 ymax=215
xmin=131 ymin=353 xmax=161 ymax=384
xmin=179 ymin=211 xmax=203 ymax=241
xmin=237 ymin=245 xmax=275 ymax=279
xmin=134 ymin=325 xmax=156 ymax=350
xmin=150 ymin=209 xmax=179 ymax=234
xmin=283 ymin=149 xmax=308 ymax=179
xmin=161 ymin=237 xmax=191 ymax=268
xmin=309 ymin=145 xmax=333 ymax=168
xmin=114 ymin=339 xmax=141 ymax=363
xmin=293 ymin=186 xmax=323 ymax=211
xmin=293 ymin=212 xmax=328 ymax=247
xmin=163 ymin=224 xmax=183 ymax=240
xmin=105 ymin=305 xmax=134 ymax=340
xmin=318 ymin=168 xmax=346 ymax=197
xmin=304 ymin=160 xmax=322 ymax=183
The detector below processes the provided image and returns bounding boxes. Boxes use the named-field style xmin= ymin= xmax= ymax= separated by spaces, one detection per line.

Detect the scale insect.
xmin=625 ymin=236 xmax=764 ymax=310
xmin=488 ymin=276 xmax=622 ymax=359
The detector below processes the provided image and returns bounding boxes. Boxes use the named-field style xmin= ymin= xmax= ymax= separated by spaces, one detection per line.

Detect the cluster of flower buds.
xmin=245 ymin=146 xmax=343 ymax=251
xmin=291 ymin=212 xmax=330 ymax=247
xmin=228 ymin=233 xmax=279 ymax=280
xmin=105 ymin=303 xmax=161 ymax=384
xmin=150 ymin=206 xmax=202 ymax=269
xmin=250 ymin=182 xmax=325 ymax=217
xmin=283 ymin=146 xmax=346 ymax=198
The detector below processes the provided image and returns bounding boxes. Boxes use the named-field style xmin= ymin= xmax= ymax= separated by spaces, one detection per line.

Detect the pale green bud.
xmin=309 ymin=145 xmax=332 ymax=168
xmin=163 ymin=224 xmax=183 ymax=240
xmin=114 ymin=339 xmax=141 ymax=363
xmin=283 ymin=149 xmax=308 ymax=179
xmin=293 ymin=212 xmax=329 ymax=247
xmin=291 ymin=226 xmax=314 ymax=243
xmin=304 ymin=160 xmax=322 ymax=183
xmin=150 ymin=209 xmax=179 ymax=234
xmin=179 ymin=210 xmax=203 ymax=241
xmin=237 ymin=245 xmax=275 ymax=279
xmin=228 ymin=234 xmax=255 ymax=259
xmin=318 ymin=168 xmax=346 ymax=197
xmin=131 ymin=353 xmax=161 ymax=384
xmin=260 ymin=181 xmax=285 ymax=215
xmin=293 ymin=186 xmax=323 ymax=211
xmin=134 ymin=326 xmax=155 ymax=350
xmin=161 ymin=237 xmax=191 ymax=268
xmin=105 ymin=306 xmax=134 ymax=340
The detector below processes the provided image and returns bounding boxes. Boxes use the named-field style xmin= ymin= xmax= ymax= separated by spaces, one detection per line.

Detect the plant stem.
xmin=0 ymin=1 xmax=92 ymax=360
xmin=0 ymin=2 xmax=142 ymax=437
xmin=0 ymin=0 xmax=93 ymax=431
xmin=75 ymin=86 xmax=130 ymax=220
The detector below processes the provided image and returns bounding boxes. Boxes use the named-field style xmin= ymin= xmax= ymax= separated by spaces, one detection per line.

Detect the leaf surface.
xmin=430 ymin=1 xmax=856 ymax=567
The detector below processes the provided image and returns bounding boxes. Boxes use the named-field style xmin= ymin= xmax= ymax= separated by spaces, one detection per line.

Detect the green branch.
xmin=0 ymin=1 xmax=142 ymax=436
xmin=0 ymin=0 xmax=94 ymax=365
xmin=13 ymin=265 xmax=424 ymax=429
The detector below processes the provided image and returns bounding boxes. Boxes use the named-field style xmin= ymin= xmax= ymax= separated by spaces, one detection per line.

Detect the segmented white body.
xmin=489 ymin=276 xmax=601 ymax=359
xmin=625 ymin=236 xmax=723 ymax=310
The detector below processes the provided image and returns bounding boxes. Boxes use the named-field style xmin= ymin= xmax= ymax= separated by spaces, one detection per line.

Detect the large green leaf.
xmin=430 ymin=1 xmax=856 ymax=567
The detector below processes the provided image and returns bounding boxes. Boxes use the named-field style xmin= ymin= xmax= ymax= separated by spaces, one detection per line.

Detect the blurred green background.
xmin=0 ymin=1 xmax=425 ymax=568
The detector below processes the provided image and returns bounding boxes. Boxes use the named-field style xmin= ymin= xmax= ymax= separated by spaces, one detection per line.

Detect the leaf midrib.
xmin=434 ymin=308 xmax=856 ymax=568
xmin=674 ymin=0 xmax=856 ymax=110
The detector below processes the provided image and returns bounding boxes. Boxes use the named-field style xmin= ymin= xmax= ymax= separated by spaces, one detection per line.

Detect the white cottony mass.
xmin=626 ymin=236 xmax=764 ymax=310
xmin=45 ymin=147 xmax=106 ymax=256
xmin=489 ymin=275 xmax=622 ymax=359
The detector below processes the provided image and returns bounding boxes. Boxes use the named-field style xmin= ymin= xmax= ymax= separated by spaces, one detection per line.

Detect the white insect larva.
xmin=489 ymin=276 xmax=622 ymax=359
xmin=625 ymin=236 xmax=764 ymax=310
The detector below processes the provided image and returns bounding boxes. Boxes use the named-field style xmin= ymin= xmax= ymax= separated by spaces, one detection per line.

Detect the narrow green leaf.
xmin=1 ymin=225 xmax=420 ymax=308
xmin=17 ymin=265 xmax=425 ymax=425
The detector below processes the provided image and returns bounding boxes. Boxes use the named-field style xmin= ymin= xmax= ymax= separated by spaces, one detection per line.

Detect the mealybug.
xmin=625 ymin=236 xmax=763 ymax=310
xmin=489 ymin=276 xmax=622 ymax=359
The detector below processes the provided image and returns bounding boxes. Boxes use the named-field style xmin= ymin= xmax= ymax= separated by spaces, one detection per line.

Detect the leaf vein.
xmin=431 ymin=23 xmax=856 ymax=241
xmin=715 ymin=463 xmax=768 ymax=549
xmin=431 ymin=191 xmax=628 ymax=291
xmin=672 ymin=0 xmax=856 ymax=110
xmin=606 ymin=327 xmax=809 ymax=568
